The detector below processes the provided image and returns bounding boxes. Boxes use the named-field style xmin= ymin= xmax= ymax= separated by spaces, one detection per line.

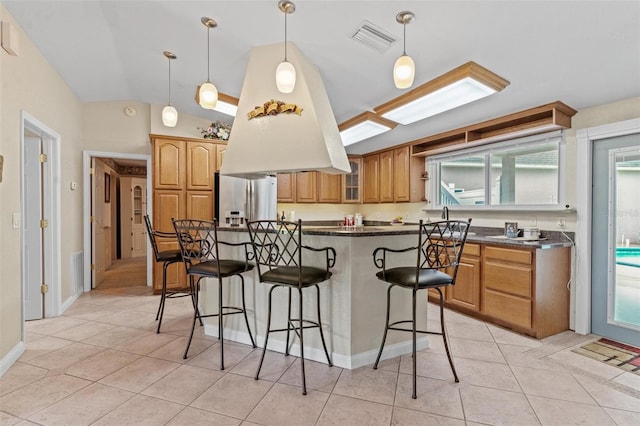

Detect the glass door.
xmin=591 ymin=133 xmax=640 ymax=346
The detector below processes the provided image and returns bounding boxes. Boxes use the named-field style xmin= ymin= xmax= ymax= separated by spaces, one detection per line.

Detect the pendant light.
xmin=276 ymin=0 xmax=296 ymax=93
xmin=161 ymin=51 xmax=178 ymax=127
xmin=197 ymin=17 xmax=218 ymax=109
xmin=393 ymin=11 xmax=415 ymax=89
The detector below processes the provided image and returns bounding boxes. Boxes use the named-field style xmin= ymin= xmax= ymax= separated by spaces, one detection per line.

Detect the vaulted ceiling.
xmin=4 ymin=1 xmax=639 ymax=154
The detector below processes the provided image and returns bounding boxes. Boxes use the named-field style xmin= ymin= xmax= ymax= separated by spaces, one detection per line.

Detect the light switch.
xmin=12 ymin=213 xmax=20 ymax=229
xmin=70 ymin=181 xmax=77 ymax=190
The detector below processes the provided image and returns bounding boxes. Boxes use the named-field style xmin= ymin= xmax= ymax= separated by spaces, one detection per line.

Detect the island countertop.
xmin=219 ymin=222 xmax=574 ymax=249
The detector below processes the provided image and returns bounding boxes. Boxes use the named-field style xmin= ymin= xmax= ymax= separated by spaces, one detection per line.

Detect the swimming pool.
xmin=616 ymin=247 xmax=640 ymax=268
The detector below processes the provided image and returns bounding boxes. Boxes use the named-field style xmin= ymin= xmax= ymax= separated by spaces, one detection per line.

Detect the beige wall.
xmin=1 ymin=5 xmax=84 ymax=360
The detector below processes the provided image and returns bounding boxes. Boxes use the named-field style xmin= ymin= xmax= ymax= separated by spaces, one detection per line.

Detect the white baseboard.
xmin=60 ymin=288 xmax=82 ymax=314
xmin=0 ymin=341 xmax=25 ymax=378
xmin=203 ymin=323 xmax=429 ymax=369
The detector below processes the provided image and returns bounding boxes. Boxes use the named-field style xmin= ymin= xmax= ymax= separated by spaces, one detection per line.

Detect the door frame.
xmin=82 ymin=151 xmax=152 ymax=291
xmin=20 ymin=111 xmax=62 ymax=324
xmin=576 ymin=117 xmax=640 ymax=335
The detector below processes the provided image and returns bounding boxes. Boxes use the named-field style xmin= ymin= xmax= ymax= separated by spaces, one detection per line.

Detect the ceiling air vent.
xmin=351 ymin=20 xmax=397 ymax=53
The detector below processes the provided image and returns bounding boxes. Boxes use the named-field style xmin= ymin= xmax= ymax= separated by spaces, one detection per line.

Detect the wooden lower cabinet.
xmin=152 ymin=190 xmax=186 ymax=291
xmin=429 ymin=243 xmax=570 ymax=339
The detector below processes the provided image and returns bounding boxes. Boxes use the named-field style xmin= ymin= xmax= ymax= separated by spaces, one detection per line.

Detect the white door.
xmin=131 ymin=178 xmax=147 ymax=257
xmin=23 ymin=137 xmax=44 ymax=320
xmin=591 ymin=133 xmax=640 ymax=346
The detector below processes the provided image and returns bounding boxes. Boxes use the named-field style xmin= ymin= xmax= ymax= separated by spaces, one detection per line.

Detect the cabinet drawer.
xmin=463 ymin=243 xmax=480 ymax=257
xmin=484 ymin=246 xmax=532 ymax=265
xmin=484 ymin=260 xmax=532 ymax=297
xmin=484 ymin=289 xmax=532 ymax=329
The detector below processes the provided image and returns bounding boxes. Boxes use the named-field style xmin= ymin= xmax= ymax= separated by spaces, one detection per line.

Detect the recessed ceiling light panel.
xmin=351 ymin=20 xmax=397 ymax=53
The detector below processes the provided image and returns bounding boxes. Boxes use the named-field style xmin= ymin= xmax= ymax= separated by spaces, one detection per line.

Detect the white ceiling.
xmin=4 ymin=1 xmax=640 ymax=154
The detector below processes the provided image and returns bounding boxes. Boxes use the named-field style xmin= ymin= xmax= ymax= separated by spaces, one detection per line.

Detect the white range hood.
xmin=220 ymin=43 xmax=351 ymax=178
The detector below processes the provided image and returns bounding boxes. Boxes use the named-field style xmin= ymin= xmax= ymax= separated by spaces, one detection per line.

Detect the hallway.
xmin=96 ymin=257 xmax=147 ymax=290
xmin=1 ymin=286 xmax=640 ymax=424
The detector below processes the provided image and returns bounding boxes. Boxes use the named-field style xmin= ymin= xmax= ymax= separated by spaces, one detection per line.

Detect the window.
xmin=429 ymin=131 xmax=565 ymax=208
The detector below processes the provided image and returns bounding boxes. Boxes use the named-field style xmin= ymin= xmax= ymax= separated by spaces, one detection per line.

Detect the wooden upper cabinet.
xmin=363 ymin=154 xmax=380 ymax=203
xmin=296 ymin=172 xmax=318 ymax=203
xmin=379 ymin=150 xmax=394 ymax=203
xmin=215 ymin=143 xmax=226 ymax=171
xmin=185 ymin=141 xmax=215 ymax=191
xmin=342 ymin=157 xmax=362 ymax=203
xmin=277 ymin=173 xmax=296 ymax=202
xmin=154 ymin=139 xmax=184 ymax=189
xmin=318 ymin=172 xmax=342 ymax=203
xmin=393 ymin=146 xmax=411 ymax=202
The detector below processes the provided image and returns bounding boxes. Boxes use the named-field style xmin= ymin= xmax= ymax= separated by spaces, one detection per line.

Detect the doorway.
xmin=20 ymin=112 xmax=61 ymax=322
xmin=576 ymin=118 xmax=640 ymax=345
xmin=82 ymin=151 xmax=152 ymax=291
xmin=591 ymin=134 xmax=640 ymax=346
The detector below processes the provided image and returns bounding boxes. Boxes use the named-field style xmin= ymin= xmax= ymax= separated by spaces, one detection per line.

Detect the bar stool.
xmin=172 ymin=218 xmax=256 ymax=370
xmin=144 ymin=215 xmax=196 ymax=334
xmin=247 ymin=219 xmax=335 ymax=395
xmin=372 ymin=219 xmax=471 ymax=399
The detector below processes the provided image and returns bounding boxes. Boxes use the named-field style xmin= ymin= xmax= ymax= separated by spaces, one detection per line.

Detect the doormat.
xmin=572 ymin=338 xmax=640 ymax=375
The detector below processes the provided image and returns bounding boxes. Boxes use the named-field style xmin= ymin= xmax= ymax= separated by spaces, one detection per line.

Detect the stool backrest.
xmin=247 ymin=219 xmax=302 ymax=271
xmin=419 ymin=219 xmax=472 ymax=283
xmin=172 ymin=219 xmax=219 ymax=266
xmin=144 ymin=214 xmax=176 ymax=262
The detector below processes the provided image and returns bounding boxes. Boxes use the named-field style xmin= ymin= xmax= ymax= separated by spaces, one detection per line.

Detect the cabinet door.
xmin=342 ymin=157 xmax=362 ymax=203
xmin=277 ymin=173 xmax=296 ymax=202
xmin=363 ymin=154 xmax=380 ymax=203
xmin=153 ymin=190 xmax=186 ymax=291
xmin=379 ymin=150 xmax=394 ymax=203
xmin=296 ymin=172 xmax=318 ymax=203
xmin=448 ymin=255 xmax=481 ymax=312
xmin=186 ymin=191 xmax=213 ymax=220
xmin=215 ymin=143 xmax=226 ymax=171
xmin=186 ymin=141 xmax=214 ymax=191
xmin=153 ymin=139 xmax=184 ymax=189
xmin=393 ymin=146 xmax=411 ymax=202
xmin=318 ymin=172 xmax=342 ymax=203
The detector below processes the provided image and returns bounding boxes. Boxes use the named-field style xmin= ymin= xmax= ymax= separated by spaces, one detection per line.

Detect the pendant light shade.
xmin=393 ymin=11 xmax=415 ymax=89
xmin=276 ymin=60 xmax=296 ymax=93
xmin=394 ymin=54 xmax=415 ymax=89
xmin=198 ymin=17 xmax=218 ymax=109
xmin=162 ymin=51 xmax=178 ymax=127
xmin=276 ymin=1 xmax=296 ymax=93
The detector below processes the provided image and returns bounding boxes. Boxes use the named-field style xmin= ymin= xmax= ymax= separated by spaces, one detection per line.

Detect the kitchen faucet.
xmin=441 ymin=206 xmax=449 ymax=220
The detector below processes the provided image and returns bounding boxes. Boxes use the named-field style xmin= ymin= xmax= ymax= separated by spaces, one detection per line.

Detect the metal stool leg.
xmin=298 ymin=287 xmax=307 ymax=395
xmin=218 ymin=277 xmax=225 ymax=370
xmin=240 ymin=275 xmax=257 ymax=348
xmin=256 ymin=285 xmax=277 ymax=380
xmin=438 ymin=287 xmax=459 ymax=382
xmin=156 ymin=260 xmax=170 ymax=333
xmin=373 ymin=284 xmax=394 ymax=369
xmin=285 ymin=287 xmax=292 ymax=356
xmin=183 ymin=276 xmax=200 ymax=359
xmin=315 ymin=285 xmax=332 ymax=366
xmin=412 ymin=288 xmax=417 ymax=399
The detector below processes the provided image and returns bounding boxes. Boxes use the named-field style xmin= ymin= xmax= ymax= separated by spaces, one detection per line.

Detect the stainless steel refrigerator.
xmin=215 ymin=172 xmax=278 ymax=227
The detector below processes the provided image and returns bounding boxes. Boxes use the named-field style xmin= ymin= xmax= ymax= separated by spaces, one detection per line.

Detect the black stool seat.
xmin=375 ymin=268 xmax=453 ymax=288
xmin=157 ymin=249 xmax=181 ymax=262
xmin=263 ymin=266 xmax=332 ymax=287
xmin=188 ymin=260 xmax=254 ymax=277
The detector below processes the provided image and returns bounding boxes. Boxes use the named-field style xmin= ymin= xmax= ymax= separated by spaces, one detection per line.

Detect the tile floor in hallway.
xmin=1 ymin=285 xmax=640 ymax=426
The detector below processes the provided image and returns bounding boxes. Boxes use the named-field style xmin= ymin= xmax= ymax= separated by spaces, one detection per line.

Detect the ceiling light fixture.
xmin=276 ymin=0 xmax=296 ymax=93
xmin=197 ymin=17 xmax=218 ymax=109
xmin=393 ymin=11 xmax=415 ymax=89
xmin=376 ymin=61 xmax=510 ymax=125
xmin=161 ymin=51 xmax=178 ymax=127
xmin=195 ymin=91 xmax=239 ymax=117
xmin=338 ymin=112 xmax=398 ymax=146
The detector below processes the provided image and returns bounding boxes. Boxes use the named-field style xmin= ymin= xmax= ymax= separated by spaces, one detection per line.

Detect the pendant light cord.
xmin=403 ymin=22 xmax=407 ymax=55
xmin=284 ymin=11 xmax=288 ymax=61
xmin=207 ymin=26 xmax=211 ymax=82
xmin=168 ymin=57 xmax=172 ymax=105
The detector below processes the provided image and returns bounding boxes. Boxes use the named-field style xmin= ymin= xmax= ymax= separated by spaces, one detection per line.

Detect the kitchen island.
xmin=201 ymin=224 xmax=572 ymax=369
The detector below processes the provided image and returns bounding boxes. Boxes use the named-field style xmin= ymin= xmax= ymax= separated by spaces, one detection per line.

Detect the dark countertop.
xmin=218 ymin=222 xmax=574 ymax=249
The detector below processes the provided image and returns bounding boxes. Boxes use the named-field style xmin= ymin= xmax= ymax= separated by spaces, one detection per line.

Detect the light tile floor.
xmin=2 ymin=286 xmax=640 ymax=425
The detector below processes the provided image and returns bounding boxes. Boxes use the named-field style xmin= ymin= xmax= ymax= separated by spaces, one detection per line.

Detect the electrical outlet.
xmin=557 ymin=217 xmax=565 ymax=228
